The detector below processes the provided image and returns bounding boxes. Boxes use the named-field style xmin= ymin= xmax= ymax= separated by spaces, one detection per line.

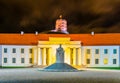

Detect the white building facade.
xmin=0 ymin=34 xmax=120 ymax=68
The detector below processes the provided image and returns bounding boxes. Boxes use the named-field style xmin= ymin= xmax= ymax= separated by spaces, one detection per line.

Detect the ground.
xmin=0 ymin=68 xmax=120 ymax=83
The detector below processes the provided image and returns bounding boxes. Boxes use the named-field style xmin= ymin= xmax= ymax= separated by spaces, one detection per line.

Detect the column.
xmin=73 ymin=48 xmax=76 ymax=65
xmin=77 ymin=48 xmax=81 ymax=65
xmin=46 ymin=48 xmax=49 ymax=65
xmin=43 ymin=48 xmax=46 ymax=65
xmin=70 ymin=48 xmax=73 ymax=65
xmin=76 ymin=48 xmax=78 ymax=65
xmin=38 ymin=48 xmax=42 ymax=65
xmin=48 ymin=48 xmax=52 ymax=65
xmin=67 ymin=47 xmax=71 ymax=64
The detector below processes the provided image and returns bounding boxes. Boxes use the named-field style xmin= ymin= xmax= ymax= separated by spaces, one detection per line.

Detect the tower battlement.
xmin=51 ymin=15 xmax=69 ymax=34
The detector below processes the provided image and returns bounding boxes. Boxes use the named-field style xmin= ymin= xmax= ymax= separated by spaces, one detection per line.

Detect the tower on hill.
xmin=51 ymin=15 xmax=69 ymax=34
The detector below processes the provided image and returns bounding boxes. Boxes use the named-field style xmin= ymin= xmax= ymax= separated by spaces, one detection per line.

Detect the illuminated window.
xmin=104 ymin=49 xmax=108 ymax=54
xmin=29 ymin=49 xmax=32 ymax=54
xmin=113 ymin=59 xmax=117 ymax=64
xmin=21 ymin=58 xmax=24 ymax=63
xmin=12 ymin=58 xmax=16 ymax=63
xmin=104 ymin=58 xmax=108 ymax=64
xmin=86 ymin=49 xmax=90 ymax=54
xmin=87 ymin=59 xmax=90 ymax=64
xmin=12 ymin=48 xmax=16 ymax=53
xmin=95 ymin=59 xmax=99 ymax=64
xmin=4 ymin=48 xmax=7 ymax=53
xmin=21 ymin=48 xmax=24 ymax=53
xmin=95 ymin=49 xmax=99 ymax=54
xmin=4 ymin=58 xmax=7 ymax=63
xmin=113 ymin=49 xmax=117 ymax=54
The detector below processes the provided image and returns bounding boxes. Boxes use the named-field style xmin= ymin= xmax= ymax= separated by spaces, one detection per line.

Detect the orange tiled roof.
xmin=0 ymin=33 xmax=120 ymax=46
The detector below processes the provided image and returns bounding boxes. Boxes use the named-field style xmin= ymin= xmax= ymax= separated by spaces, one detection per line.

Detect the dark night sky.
xmin=0 ymin=0 xmax=120 ymax=33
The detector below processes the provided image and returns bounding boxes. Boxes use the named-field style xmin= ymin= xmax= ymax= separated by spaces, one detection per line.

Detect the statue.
xmin=56 ymin=44 xmax=64 ymax=63
xmin=44 ymin=44 xmax=78 ymax=71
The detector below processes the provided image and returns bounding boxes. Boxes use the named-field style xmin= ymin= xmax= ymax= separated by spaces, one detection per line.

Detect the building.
xmin=0 ymin=16 xmax=120 ymax=67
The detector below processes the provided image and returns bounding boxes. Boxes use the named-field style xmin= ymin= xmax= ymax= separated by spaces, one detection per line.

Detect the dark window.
xmin=87 ymin=49 xmax=90 ymax=54
xmin=87 ymin=59 xmax=90 ymax=64
xmin=95 ymin=59 xmax=99 ymax=64
xmin=4 ymin=58 xmax=7 ymax=63
xmin=29 ymin=58 xmax=32 ymax=63
xmin=4 ymin=48 xmax=7 ymax=53
xmin=12 ymin=48 xmax=16 ymax=53
xmin=12 ymin=58 xmax=16 ymax=63
xmin=21 ymin=58 xmax=24 ymax=63
xmin=29 ymin=49 xmax=32 ymax=53
xmin=21 ymin=48 xmax=24 ymax=53
xmin=113 ymin=49 xmax=117 ymax=54
xmin=104 ymin=49 xmax=108 ymax=54
xmin=113 ymin=59 xmax=117 ymax=64
xmin=95 ymin=49 xmax=99 ymax=54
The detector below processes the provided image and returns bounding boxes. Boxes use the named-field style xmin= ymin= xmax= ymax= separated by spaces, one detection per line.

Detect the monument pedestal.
xmin=43 ymin=45 xmax=78 ymax=72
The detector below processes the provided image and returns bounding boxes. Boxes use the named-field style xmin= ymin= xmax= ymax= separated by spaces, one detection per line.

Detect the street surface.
xmin=0 ymin=68 xmax=120 ymax=83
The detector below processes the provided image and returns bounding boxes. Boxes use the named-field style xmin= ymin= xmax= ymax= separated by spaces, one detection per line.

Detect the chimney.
xmin=35 ymin=31 xmax=38 ymax=35
xmin=21 ymin=31 xmax=24 ymax=35
xmin=91 ymin=31 xmax=94 ymax=36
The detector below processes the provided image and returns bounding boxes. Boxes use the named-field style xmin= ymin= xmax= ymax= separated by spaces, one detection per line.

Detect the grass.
xmin=88 ymin=67 xmax=120 ymax=70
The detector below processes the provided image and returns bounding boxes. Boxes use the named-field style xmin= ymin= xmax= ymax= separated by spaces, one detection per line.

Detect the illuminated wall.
xmin=1 ymin=45 xmax=37 ymax=67
xmin=82 ymin=46 xmax=120 ymax=67
xmin=37 ymin=37 xmax=81 ymax=66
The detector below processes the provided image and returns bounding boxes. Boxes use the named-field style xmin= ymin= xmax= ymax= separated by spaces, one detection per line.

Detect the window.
xmin=21 ymin=48 xmax=24 ymax=53
xmin=104 ymin=49 xmax=108 ymax=54
xmin=4 ymin=48 xmax=7 ymax=53
xmin=12 ymin=58 xmax=16 ymax=63
xmin=12 ymin=48 xmax=16 ymax=53
xmin=21 ymin=58 xmax=24 ymax=63
xmin=113 ymin=59 xmax=117 ymax=64
xmin=29 ymin=49 xmax=32 ymax=54
xmin=87 ymin=59 xmax=90 ymax=64
xmin=104 ymin=58 xmax=108 ymax=64
xmin=29 ymin=58 xmax=32 ymax=63
xmin=113 ymin=49 xmax=117 ymax=54
xmin=86 ymin=49 xmax=90 ymax=54
xmin=4 ymin=58 xmax=7 ymax=63
xmin=95 ymin=59 xmax=99 ymax=64
xmin=95 ymin=49 xmax=99 ymax=54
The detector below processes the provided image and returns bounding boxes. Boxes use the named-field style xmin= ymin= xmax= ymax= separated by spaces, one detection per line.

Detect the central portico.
xmin=37 ymin=37 xmax=81 ymax=66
